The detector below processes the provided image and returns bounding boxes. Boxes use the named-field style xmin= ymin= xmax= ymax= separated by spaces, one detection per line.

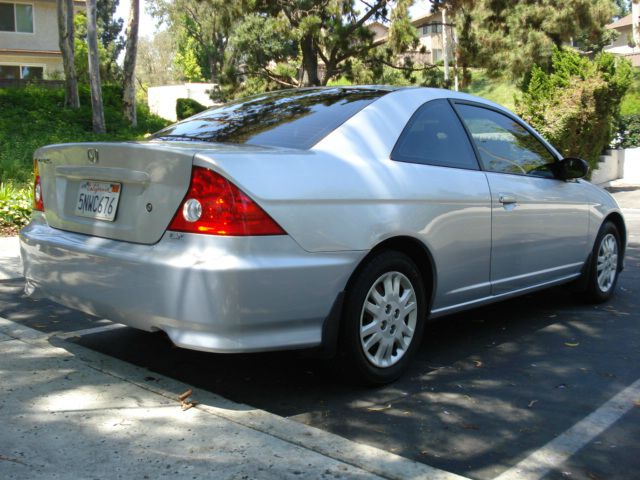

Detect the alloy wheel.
xmin=596 ymin=233 xmax=618 ymax=293
xmin=359 ymin=271 xmax=418 ymax=368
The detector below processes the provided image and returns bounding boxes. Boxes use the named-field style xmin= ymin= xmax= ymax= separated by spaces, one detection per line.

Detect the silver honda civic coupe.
xmin=20 ymin=86 xmax=626 ymax=383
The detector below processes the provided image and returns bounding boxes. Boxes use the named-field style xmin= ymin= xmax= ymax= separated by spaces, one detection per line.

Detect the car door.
xmin=390 ymin=99 xmax=492 ymax=311
xmin=453 ymin=102 xmax=589 ymax=295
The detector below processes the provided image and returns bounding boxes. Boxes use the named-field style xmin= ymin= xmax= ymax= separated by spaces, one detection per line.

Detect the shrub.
xmin=612 ymin=114 xmax=640 ymax=149
xmin=0 ymin=182 xmax=32 ymax=229
xmin=0 ymin=84 xmax=170 ymax=185
xmin=176 ymin=98 xmax=207 ymax=120
xmin=620 ymin=68 xmax=640 ymax=116
xmin=516 ymin=48 xmax=632 ymax=173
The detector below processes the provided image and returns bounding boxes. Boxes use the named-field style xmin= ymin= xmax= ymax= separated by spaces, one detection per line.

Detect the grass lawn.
xmin=463 ymin=68 xmax=640 ymax=115
xmin=621 ymin=68 xmax=640 ymax=116
xmin=463 ymin=70 xmax=520 ymax=110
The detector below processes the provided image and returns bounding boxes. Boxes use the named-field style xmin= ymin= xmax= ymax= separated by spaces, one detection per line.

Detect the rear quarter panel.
xmin=194 ymin=89 xmax=495 ymax=309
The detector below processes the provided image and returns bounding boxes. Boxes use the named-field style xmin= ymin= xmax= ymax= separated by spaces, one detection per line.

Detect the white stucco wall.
xmin=622 ymin=147 xmax=640 ymax=184
xmin=591 ymin=151 xmax=622 ymax=184
xmin=147 ymin=83 xmax=219 ymax=122
xmin=592 ymin=149 xmax=640 ymax=185
xmin=606 ymin=25 xmax=633 ymax=50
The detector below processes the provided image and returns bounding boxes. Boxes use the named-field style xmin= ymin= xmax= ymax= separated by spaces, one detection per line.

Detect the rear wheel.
xmin=339 ymin=251 xmax=426 ymax=385
xmin=583 ymin=221 xmax=622 ymax=303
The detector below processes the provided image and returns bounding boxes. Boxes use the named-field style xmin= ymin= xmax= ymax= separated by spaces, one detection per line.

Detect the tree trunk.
xmin=633 ymin=0 xmax=640 ymax=50
xmin=451 ymin=17 xmax=460 ymax=91
xmin=300 ymin=34 xmax=320 ymax=86
xmin=56 ymin=0 xmax=79 ymax=108
xmin=321 ymin=60 xmax=336 ymax=86
xmin=123 ymin=0 xmax=139 ymax=127
xmin=209 ymin=55 xmax=218 ymax=84
xmin=442 ymin=8 xmax=449 ymax=84
xmin=86 ymin=0 xmax=106 ymax=133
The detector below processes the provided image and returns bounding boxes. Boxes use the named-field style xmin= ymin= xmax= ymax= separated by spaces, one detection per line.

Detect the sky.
xmin=115 ymin=0 xmax=434 ymax=40
xmin=115 ymin=0 xmax=159 ymax=39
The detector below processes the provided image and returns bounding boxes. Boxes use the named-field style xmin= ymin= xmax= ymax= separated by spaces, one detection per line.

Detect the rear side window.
xmin=150 ymin=88 xmax=389 ymax=150
xmin=391 ymin=99 xmax=478 ymax=170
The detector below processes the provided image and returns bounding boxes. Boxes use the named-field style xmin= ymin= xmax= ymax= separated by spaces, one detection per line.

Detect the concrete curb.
xmin=0 ymin=316 xmax=469 ymax=480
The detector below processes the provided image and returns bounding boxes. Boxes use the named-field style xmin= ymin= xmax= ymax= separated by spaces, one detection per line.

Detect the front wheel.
xmin=339 ymin=251 xmax=427 ymax=385
xmin=583 ymin=221 xmax=622 ymax=303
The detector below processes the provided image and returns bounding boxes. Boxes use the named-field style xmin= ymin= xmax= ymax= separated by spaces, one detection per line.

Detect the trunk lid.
xmin=35 ymin=142 xmax=197 ymax=244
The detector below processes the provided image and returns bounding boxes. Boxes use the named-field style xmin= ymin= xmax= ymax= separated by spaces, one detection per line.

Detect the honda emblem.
xmin=87 ymin=148 xmax=99 ymax=164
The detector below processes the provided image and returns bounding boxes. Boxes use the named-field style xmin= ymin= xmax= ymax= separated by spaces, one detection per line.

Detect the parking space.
xmin=1 ymin=190 xmax=639 ymax=480
xmin=542 ymin=407 xmax=640 ymax=480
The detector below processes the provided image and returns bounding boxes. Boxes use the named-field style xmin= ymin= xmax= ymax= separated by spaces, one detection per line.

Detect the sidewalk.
xmin=0 ymin=237 xmax=463 ymax=480
xmin=0 ymin=317 xmax=469 ymax=480
xmin=0 ymin=235 xmax=21 ymax=280
xmin=1 ymin=321 xmax=376 ymax=479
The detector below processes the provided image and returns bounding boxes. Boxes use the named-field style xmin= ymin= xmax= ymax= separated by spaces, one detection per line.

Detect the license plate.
xmin=75 ymin=181 xmax=121 ymax=222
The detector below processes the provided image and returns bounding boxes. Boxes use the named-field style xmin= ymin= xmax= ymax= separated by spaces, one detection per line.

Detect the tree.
xmin=73 ymin=11 xmax=120 ymax=83
xmin=86 ymin=0 xmax=106 ymax=133
xmin=633 ymin=0 xmax=640 ymax=47
xmin=432 ymin=0 xmax=617 ymax=79
xmin=431 ymin=1 xmax=476 ymax=88
xmin=516 ymin=48 xmax=631 ymax=172
xmin=136 ymin=30 xmax=180 ymax=87
xmin=256 ymin=0 xmax=417 ymax=86
xmin=56 ymin=0 xmax=79 ymax=108
xmin=148 ymin=0 xmax=242 ymax=83
xmin=174 ymin=36 xmax=206 ymax=82
xmin=615 ymin=0 xmax=631 ymax=16
xmin=123 ymin=0 xmax=139 ymax=127
xmin=224 ymin=13 xmax=298 ymax=92
xmin=97 ymin=0 xmax=125 ymax=81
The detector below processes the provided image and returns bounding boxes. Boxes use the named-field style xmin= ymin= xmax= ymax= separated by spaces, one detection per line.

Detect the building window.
xmin=20 ymin=65 xmax=42 ymax=79
xmin=0 ymin=64 xmax=43 ymax=79
xmin=421 ymin=23 xmax=443 ymax=35
xmin=0 ymin=2 xmax=34 ymax=33
xmin=0 ymin=65 xmax=20 ymax=79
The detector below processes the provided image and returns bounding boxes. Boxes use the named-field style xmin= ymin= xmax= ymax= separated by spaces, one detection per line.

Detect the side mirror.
xmin=554 ymin=157 xmax=589 ymax=180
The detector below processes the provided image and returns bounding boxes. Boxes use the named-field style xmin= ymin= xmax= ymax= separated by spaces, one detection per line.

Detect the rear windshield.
xmin=150 ymin=88 xmax=389 ymax=150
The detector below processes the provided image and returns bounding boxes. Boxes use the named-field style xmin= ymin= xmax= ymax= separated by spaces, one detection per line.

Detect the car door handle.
xmin=498 ymin=193 xmax=517 ymax=204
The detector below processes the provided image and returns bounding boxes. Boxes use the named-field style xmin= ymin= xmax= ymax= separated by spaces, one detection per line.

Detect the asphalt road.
xmin=1 ymin=187 xmax=639 ymax=480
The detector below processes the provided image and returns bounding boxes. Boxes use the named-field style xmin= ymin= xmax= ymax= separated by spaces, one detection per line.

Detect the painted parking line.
xmin=54 ymin=322 xmax=127 ymax=339
xmin=494 ymin=377 xmax=640 ymax=480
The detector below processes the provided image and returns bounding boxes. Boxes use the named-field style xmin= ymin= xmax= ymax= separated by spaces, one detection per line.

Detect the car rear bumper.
xmin=20 ymin=215 xmax=361 ymax=353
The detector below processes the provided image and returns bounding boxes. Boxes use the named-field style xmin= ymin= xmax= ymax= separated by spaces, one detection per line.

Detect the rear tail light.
xmin=33 ymin=160 xmax=44 ymax=211
xmin=168 ymin=166 xmax=286 ymax=236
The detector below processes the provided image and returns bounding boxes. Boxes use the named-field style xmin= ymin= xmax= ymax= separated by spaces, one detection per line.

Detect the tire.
xmin=583 ymin=221 xmax=622 ymax=303
xmin=339 ymin=251 xmax=427 ymax=385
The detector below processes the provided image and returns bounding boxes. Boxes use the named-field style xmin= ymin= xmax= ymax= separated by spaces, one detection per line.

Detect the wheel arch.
xmin=603 ymin=212 xmax=627 ymax=268
xmin=320 ymin=235 xmax=437 ymax=356
xmin=348 ymin=236 xmax=438 ymax=310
